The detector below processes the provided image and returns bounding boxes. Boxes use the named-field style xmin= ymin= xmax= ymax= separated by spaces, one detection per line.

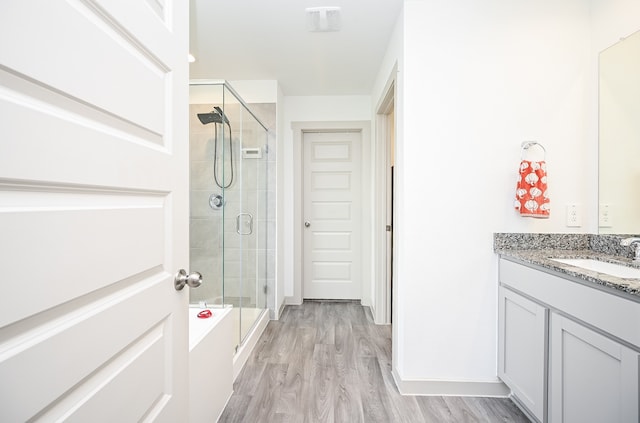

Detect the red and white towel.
xmin=515 ymin=160 xmax=550 ymax=218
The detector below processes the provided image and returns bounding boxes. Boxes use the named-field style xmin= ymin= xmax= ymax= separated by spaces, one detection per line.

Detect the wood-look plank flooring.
xmin=219 ymin=301 xmax=530 ymax=423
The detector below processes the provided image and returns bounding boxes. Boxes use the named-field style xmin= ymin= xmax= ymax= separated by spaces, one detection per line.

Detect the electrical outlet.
xmin=599 ymin=203 xmax=613 ymax=227
xmin=566 ymin=204 xmax=582 ymax=227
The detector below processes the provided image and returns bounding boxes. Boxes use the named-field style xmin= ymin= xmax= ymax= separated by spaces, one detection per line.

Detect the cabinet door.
xmin=549 ymin=312 xmax=639 ymax=423
xmin=499 ymin=286 xmax=547 ymax=421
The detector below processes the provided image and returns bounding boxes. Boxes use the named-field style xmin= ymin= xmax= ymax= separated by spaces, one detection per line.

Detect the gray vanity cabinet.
xmin=498 ymin=286 xmax=547 ymax=422
xmin=498 ymin=257 xmax=640 ymax=423
xmin=548 ymin=312 xmax=639 ymax=423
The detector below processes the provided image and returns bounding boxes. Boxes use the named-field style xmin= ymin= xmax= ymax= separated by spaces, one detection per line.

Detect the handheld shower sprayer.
xmin=197 ymin=106 xmax=234 ymax=189
xmin=213 ymin=106 xmax=230 ymax=124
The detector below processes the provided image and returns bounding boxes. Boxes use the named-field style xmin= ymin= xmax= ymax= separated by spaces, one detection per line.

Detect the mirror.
xmin=599 ymin=29 xmax=640 ymax=234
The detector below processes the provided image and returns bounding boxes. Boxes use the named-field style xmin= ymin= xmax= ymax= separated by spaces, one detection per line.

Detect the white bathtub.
xmin=188 ymin=307 xmax=233 ymax=423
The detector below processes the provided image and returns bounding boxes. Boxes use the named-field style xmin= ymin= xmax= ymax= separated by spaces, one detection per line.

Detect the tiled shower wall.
xmin=189 ymin=102 xmax=276 ymax=314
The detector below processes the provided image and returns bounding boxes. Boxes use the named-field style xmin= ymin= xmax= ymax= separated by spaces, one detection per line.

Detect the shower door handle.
xmin=236 ymin=213 xmax=253 ymax=235
xmin=174 ymin=269 xmax=203 ymax=291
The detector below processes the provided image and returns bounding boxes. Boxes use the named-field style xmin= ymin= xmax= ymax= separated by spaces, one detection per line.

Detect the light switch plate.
xmin=566 ymin=204 xmax=582 ymax=227
xmin=599 ymin=203 xmax=613 ymax=227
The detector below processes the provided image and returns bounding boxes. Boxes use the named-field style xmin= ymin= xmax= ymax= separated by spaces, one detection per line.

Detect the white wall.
xmin=281 ymin=95 xmax=372 ymax=304
xmin=379 ymin=0 xmax=593 ymax=390
xmin=591 ymin=0 xmax=640 ymax=52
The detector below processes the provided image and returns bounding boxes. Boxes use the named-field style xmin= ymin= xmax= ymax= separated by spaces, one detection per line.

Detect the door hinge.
xmin=386 ymin=225 xmax=392 ymax=232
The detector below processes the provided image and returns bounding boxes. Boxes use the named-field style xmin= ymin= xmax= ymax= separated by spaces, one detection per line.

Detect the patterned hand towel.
xmin=515 ymin=160 xmax=550 ymax=217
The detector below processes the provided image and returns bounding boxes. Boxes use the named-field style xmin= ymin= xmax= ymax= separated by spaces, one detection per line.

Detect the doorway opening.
xmin=302 ymin=129 xmax=363 ymax=300
xmin=291 ymin=121 xmax=371 ymax=304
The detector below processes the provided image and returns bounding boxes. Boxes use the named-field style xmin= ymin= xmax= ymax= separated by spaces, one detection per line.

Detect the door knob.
xmin=304 ymin=221 xmax=311 ymax=228
xmin=174 ymin=269 xmax=203 ymax=291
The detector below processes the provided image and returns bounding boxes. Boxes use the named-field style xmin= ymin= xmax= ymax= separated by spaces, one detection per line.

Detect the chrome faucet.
xmin=621 ymin=237 xmax=640 ymax=261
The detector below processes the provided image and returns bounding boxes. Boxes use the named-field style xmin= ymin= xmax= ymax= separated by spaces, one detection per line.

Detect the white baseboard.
xmin=284 ymin=295 xmax=302 ymax=305
xmin=277 ymin=301 xmax=286 ymax=319
xmin=391 ymin=369 xmax=510 ymax=397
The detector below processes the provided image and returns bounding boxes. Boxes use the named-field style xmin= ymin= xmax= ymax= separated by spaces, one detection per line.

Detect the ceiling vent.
xmin=305 ymin=7 xmax=341 ymax=32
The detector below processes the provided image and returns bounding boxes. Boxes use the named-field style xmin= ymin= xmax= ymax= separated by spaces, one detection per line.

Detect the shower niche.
xmin=189 ymin=81 xmax=274 ymax=350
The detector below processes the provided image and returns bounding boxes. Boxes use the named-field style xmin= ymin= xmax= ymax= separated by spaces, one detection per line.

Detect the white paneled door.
xmin=303 ymin=131 xmax=362 ymax=299
xmin=0 ymin=1 xmax=189 ymax=421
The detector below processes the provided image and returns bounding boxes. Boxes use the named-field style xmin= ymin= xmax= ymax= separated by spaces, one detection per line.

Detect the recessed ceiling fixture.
xmin=305 ymin=7 xmax=341 ymax=32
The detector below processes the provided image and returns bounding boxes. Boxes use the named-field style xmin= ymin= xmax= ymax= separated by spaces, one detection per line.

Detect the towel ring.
xmin=521 ymin=141 xmax=546 ymax=160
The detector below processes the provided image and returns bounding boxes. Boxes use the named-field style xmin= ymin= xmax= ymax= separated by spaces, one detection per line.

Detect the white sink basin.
xmin=551 ymin=258 xmax=640 ymax=279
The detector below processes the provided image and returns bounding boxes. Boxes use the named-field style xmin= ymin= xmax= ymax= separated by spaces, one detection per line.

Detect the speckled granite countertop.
xmin=495 ymin=233 xmax=640 ymax=298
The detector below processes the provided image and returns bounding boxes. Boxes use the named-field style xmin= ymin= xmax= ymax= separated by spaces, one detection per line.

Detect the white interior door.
xmin=303 ymin=131 xmax=362 ymax=299
xmin=0 ymin=1 xmax=189 ymax=421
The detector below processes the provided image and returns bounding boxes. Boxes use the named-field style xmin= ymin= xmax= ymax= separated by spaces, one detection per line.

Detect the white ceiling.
xmin=189 ymin=0 xmax=403 ymax=96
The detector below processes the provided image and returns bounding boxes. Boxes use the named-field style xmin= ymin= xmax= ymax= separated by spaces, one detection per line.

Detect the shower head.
xmin=197 ymin=106 xmax=230 ymax=125
xmin=197 ymin=110 xmax=224 ymax=125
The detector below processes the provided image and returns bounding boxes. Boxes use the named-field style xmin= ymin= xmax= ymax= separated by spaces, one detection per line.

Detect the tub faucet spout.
xmin=621 ymin=237 xmax=640 ymax=261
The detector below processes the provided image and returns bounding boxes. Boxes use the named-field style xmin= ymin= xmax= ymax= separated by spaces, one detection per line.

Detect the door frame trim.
xmin=373 ymin=67 xmax=397 ymax=324
xmin=289 ymin=121 xmax=371 ymax=304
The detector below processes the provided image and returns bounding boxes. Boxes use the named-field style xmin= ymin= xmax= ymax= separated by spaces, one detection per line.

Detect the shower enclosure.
xmin=189 ymin=80 xmax=270 ymax=351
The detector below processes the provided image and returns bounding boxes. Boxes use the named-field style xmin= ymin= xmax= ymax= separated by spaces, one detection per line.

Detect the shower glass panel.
xmin=188 ymin=80 xmax=268 ymax=350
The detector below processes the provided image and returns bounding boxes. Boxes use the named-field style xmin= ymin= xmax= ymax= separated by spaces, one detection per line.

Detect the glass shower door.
xmin=233 ymin=99 xmax=268 ymax=344
xmin=189 ymin=81 xmax=269 ymax=351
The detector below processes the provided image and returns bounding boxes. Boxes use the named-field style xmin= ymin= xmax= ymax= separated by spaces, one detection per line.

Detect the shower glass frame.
xmin=188 ymin=80 xmax=269 ymax=349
